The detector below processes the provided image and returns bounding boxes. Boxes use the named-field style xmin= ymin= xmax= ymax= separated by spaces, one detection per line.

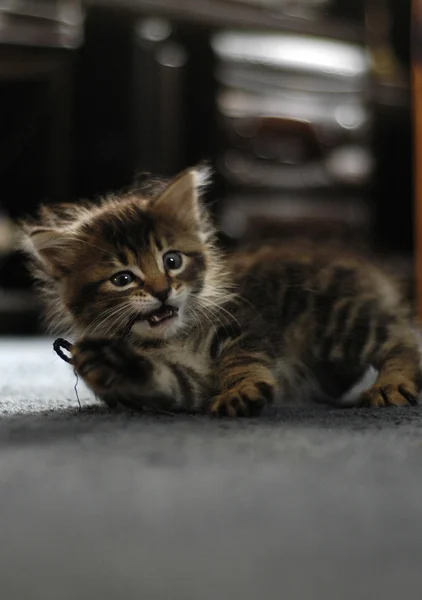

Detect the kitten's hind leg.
xmin=360 ymin=335 xmax=422 ymax=407
xmin=315 ymin=292 xmax=422 ymax=407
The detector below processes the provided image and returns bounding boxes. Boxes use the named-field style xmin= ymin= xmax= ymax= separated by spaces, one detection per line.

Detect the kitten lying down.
xmin=21 ymin=167 xmax=422 ymax=416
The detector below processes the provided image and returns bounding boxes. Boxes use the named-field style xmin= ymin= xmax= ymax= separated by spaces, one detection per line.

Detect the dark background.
xmin=0 ymin=0 xmax=414 ymax=332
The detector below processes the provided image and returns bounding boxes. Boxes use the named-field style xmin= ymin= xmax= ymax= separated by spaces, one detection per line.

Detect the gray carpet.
xmin=2 ymin=338 xmax=422 ymax=600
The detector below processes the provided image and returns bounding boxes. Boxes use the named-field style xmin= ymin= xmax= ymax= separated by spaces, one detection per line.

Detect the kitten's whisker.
xmin=190 ymin=304 xmax=219 ymax=341
xmin=190 ymin=300 xmax=227 ymax=340
xmin=103 ymin=305 xmax=136 ymax=336
xmin=85 ymin=302 xmax=133 ymax=336
xmin=109 ymin=314 xmax=132 ymax=336
xmin=200 ymin=308 xmax=231 ymax=337
xmin=195 ymin=297 xmax=241 ymax=328
xmin=229 ymin=294 xmax=261 ymax=318
xmin=85 ymin=304 xmax=128 ymax=333
xmin=186 ymin=308 xmax=205 ymax=338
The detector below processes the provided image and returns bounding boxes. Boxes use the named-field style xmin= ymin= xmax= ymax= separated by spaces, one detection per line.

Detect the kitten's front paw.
xmin=72 ymin=337 xmax=151 ymax=395
xmin=210 ymin=381 xmax=274 ymax=417
xmin=359 ymin=378 xmax=419 ymax=407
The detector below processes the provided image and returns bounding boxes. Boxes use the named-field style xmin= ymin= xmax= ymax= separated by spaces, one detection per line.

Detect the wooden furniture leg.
xmin=413 ymin=0 xmax=422 ymax=319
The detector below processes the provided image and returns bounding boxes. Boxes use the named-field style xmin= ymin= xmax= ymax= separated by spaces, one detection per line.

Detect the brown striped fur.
xmin=20 ymin=167 xmax=422 ymax=415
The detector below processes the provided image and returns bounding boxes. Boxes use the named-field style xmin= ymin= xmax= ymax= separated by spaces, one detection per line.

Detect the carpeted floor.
xmin=2 ymin=337 xmax=422 ymax=599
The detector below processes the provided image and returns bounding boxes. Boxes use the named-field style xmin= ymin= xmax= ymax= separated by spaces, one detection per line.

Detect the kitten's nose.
xmin=152 ymin=286 xmax=170 ymax=303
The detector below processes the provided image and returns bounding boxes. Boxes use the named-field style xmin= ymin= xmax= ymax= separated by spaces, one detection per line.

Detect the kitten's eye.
xmin=163 ymin=251 xmax=182 ymax=271
xmin=110 ymin=271 xmax=135 ymax=287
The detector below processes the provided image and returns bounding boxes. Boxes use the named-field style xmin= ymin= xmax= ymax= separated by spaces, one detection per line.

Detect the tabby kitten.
xmin=22 ymin=167 xmax=422 ymax=415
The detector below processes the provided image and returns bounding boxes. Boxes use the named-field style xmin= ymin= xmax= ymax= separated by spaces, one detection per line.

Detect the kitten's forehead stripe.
xmin=116 ymin=250 xmax=129 ymax=266
xmin=140 ymin=252 xmax=163 ymax=278
xmin=184 ymin=251 xmax=205 ymax=259
xmin=154 ymin=235 xmax=163 ymax=251
xmin=93 ymin=205 xmax=156 ymax=260
xmin=101 ymin=252 xmax=115 ymax=264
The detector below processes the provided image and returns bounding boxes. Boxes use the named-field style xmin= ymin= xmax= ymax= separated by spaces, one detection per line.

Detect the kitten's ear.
xmin=21 ymin=226 xmax=76 ymax=276
xmin=150 ymin=166 xmax=211 ymax=227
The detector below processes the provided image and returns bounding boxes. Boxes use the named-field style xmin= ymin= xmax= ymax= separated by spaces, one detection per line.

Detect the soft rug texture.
xmin=1 ymin=337 xmax=422 ymax=600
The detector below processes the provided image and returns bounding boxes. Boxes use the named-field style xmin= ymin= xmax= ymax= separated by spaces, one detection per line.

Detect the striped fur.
xmin=21 ymin=168 xmax=422 ymax=415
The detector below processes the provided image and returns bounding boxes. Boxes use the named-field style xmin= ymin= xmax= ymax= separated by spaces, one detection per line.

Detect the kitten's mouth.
xmin=147 ymin=305 xmax=178 ymax=327
xmin=144 ymin=305 xmax=179 ymax=327
xmin=125 ymin=305 xmax=179 ymax=335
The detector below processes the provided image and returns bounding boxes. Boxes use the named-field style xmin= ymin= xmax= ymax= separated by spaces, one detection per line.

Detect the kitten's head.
xmin=22 ymin=167 xmax=228 ymax=341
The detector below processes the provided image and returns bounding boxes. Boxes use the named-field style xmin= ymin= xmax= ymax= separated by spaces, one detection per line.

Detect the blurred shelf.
xmin=0 ymin=289 xmax=42 ymax=334
xmin=88 ymin=0 xmax=365 ymax=42
xmin=219 ymin=192 xmax=370 ymax=240
xmin=0 ymin=1 xmax=84 ymax=49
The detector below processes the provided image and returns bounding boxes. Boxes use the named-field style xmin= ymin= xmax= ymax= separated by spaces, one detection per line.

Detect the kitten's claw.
xmin=209 ymin=381 xmax=274 ymax=417
xmin=71 ymin=337 xmax=151 ymax=395
xmin=359 ymin=378 xmax=419 ymax=407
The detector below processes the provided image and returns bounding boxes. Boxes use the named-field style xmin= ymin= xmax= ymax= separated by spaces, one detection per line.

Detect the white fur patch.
xmin=337 ymin=367 xmax=378 ymax=406
xmin=192 ymin=165 xmax=213 ymax=195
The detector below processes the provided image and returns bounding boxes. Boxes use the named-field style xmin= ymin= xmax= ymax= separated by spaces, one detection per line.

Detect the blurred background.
xmin=0 ymin=0 xmax=415 ymax=333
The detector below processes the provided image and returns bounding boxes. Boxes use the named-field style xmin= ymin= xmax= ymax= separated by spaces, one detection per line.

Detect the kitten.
xmin=21 ymin=167 xmax=422 ymax=415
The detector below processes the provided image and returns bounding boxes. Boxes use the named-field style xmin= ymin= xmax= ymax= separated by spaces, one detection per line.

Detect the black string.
xmin=53 ymin=338 xmax=82 ymax=411
xmin=53 ymin=338 xmax=74 ymax=364
xmin=73 ymin=369 xmax=82 ymax=412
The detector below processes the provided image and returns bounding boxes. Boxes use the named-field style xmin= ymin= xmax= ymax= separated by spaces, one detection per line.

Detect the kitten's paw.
xmin=209 ymin=381 xmax=274 ymax=417
xmin=360 ymin=378 xmax=419 ymax=407
xmin=72 ymin=337 xmax=151 ymax=395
